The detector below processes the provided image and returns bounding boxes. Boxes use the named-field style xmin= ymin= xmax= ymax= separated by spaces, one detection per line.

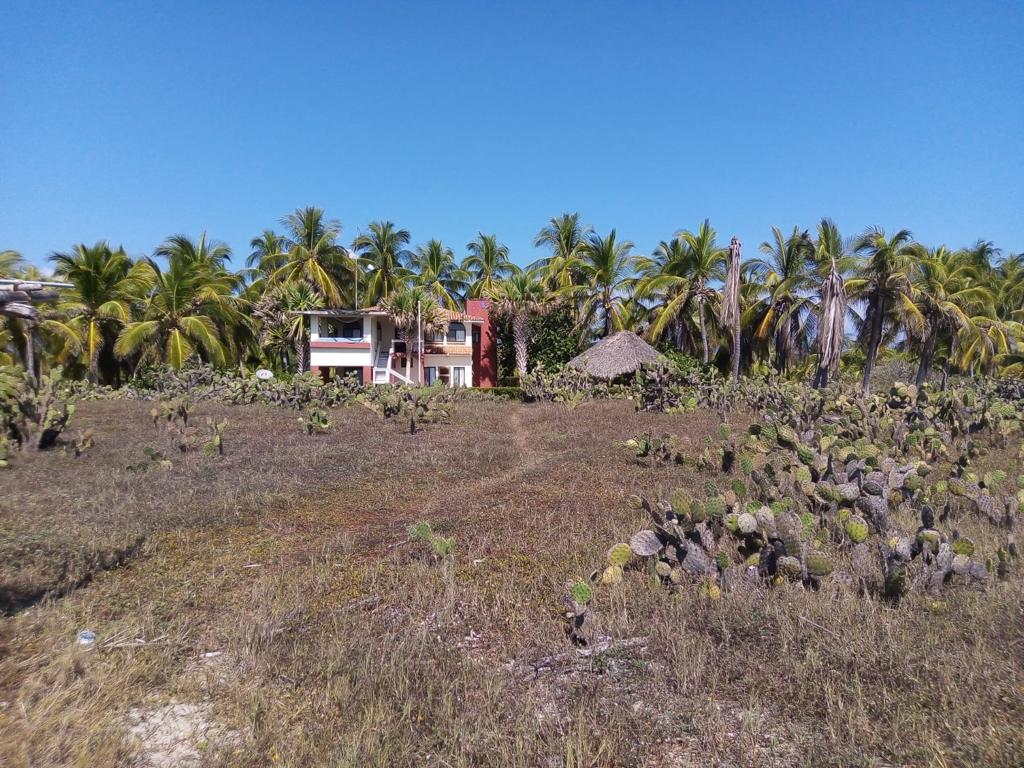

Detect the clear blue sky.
xmin=2 ymin=1 xmax=1022 ymax=270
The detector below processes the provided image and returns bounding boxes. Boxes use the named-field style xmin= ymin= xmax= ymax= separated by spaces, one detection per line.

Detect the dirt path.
xmin=414 ymin=404 xmax=547 ymax=521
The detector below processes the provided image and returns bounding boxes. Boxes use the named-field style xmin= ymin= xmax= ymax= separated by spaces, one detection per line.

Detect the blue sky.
xmin=2 ymin=1 xmax=1022 ymax=270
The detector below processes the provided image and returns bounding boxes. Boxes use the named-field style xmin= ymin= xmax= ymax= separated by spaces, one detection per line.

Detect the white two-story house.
xmin=300 ymin=299 xmax=498 ymax=387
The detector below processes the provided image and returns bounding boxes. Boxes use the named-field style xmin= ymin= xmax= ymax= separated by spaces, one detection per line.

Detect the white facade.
xmin=309 ymin=315 xmax=373 ymax=369
xmin=421 ymin=354 xmax=472 ymax=387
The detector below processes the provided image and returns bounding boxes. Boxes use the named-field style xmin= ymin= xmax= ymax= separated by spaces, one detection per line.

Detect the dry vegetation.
xmin=1 ymin=397 xmax=1022 ymax=767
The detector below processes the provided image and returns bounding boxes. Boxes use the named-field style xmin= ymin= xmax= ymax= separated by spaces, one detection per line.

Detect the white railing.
xmin=371 ymin=340 xmax=413 ymax=385
xmin=387 ymin=341 xmax=414 ymax=384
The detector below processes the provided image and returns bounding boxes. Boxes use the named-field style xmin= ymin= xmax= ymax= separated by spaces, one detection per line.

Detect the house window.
xmin=424 ymin=366 xmax=437 ymax=385
xmin=426 ymin=329 xmax=445 ymax=343
xmin=447 ymin=322 xmax=466 ymax=343
xmin=320 ymin=319 xmax=361 ymax=339
xmin=453 ymin=367 xmax=465 ymax=387
xmin=438 ymin=366 xmax=451 ymax=386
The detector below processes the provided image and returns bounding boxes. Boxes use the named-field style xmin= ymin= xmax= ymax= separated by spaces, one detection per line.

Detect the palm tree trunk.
xmin=604 ymin=291 xmax=614 ymax=337
xmin=814 ymin=259 xmax=846 ymax=390
xmin=698 ymin=298 xmax=709 ymax=365
xmin=786 ymin=311 xmax=797 ymax=374
xmin=941 ymin=335 xmax=957 ymax=391
xmin=861 ymin=294 xmax=885 ymax=395
xmin=24 ymin=323 xmax=36 ymax=384
xmin=513 ymin=313 xmax=528 ymax=379
xmin=915 ymin=330 xmax=937 ymax=387
xmin=89 ymin=342 xmax=100 ymax=384
xmin=295 ymin=332 xmax=306 ymax=373
xmin=774 ymin=327 xmax=786 ymax=375
xmin=731 ymin=318 xmax=741 ymax=381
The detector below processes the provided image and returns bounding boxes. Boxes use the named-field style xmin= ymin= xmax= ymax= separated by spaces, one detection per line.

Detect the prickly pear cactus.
xmin=590 ymin=375 xmax=1023 ymax=610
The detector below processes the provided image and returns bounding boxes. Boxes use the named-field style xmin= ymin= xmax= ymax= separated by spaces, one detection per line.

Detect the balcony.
xmin=424 ymin=343 xmax=472 ymax=356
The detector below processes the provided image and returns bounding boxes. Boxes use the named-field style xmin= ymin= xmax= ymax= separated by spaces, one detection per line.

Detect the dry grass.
xmin=0 ymin=398 xmax=1021 ymax=767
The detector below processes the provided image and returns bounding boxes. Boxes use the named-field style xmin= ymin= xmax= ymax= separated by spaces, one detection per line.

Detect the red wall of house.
xmin=466 ymin=299 xmax=498 ymax=388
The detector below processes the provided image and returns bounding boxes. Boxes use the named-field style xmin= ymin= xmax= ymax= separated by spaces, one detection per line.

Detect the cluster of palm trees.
xmin=505 ymin=215 xmax=1022 ymax=392
xmin=1 ymin=209 xmax=1021 ymax=392
xmin=0 ymin=208 xmax=522 ymax=382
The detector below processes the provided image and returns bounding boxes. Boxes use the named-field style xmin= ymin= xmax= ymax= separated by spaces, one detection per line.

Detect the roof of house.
xmin=566 ymin=331 xmax=663 ymax=379
xmin=292 ymin=306 xmax=484 ymax=322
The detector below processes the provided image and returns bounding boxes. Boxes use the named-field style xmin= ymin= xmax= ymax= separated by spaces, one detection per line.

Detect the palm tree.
xmin=0 ymin=250 xmax=33 ymax=375
xmin=635 ymin=237 xmax=694 ymax=351
xmin=958 ymin=315 xmax=1020 ymax=377
xmin=615 ymin=295 xmax=649 ymax=335
xmin=812 ymin=218 xmax=861 ymax=277
xmin=245 ymin=229 xmax=286 ymax=290
xmin=954 ymin=249 xmax=1021 ymax=380
xmin=115 ymin=254 xmax=241 ymax=369
xmin=988 ymin=255 xmax=1024 ymax=377
xmin=811 ymin=219 xmax=851 ymax=389
xmin=276 ymin=282 xmax=324 ymax=373
xmin=992 ymin=253 xmax=1024 ymax=324
xmin=563 ymin=229 xmax=636 ymax=337
xmin=47 ymin=242 xmax=135 ymax=382
xmin=531 ymin=213 xmax=591 ymax=292
xmin=353 ymin=221 xmax=412 ymax=304
xmin=962 ymin=239 xmax=1000 ymax=275
xmin=1 ymin=250 xmax=25 ymax=277
xmin=679 ymin=220 xmax=726 ymax=364
xmin=463 ymin=233 xmax=516 ymax=298
xmin=412 ymin=239 xmax=469 ymax=310
xmin=848 ymin=227 xmax=919 ymax=394
xmin=909 ymin=246 xmax=991 ymax=386
xmin=721 ymin=236 xmax=742 ymax=382
xmin=382 ymin=285 xmax=445 ymax=381
xmin=813 ymin=264 xmax=847 ymax=389
xmin=747 ymin=226 xmax=816 ymax=374
xmin=156 ymin=232 xmax=233 ymax=273
xmin=247 ymin=230 xmax=285 ymax=269
xmin=487 ymin=270 xmax=548 ymax=379
xmin=269 ymin=207 xmax=348 ymax=305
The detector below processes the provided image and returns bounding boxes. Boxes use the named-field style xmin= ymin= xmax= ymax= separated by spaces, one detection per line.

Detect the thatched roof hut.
xmin=567 ymin=331 xmax=663 ymax=380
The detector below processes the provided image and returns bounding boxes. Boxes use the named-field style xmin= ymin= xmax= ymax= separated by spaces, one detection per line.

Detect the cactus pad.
xmin=844 ymin=515 xmax=870 ymax=544
xmin=600 ymin=565 xmax=624 ymax=585
xmin=607 ymin=543 xmax=632 ymax=567
xmin=569 ymin=581 xmax=594 ymax=605
xmin=805 ymin=552 xmax=834 ymax=577
xmin=952 ymin=537 xmax=976 ymax=557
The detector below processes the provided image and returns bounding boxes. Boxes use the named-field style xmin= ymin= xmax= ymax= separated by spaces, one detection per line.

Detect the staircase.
xmin=372 ymin=348 xmax=390 ymax=383
xmin=372 ymin=340 xmax=414 ymax=385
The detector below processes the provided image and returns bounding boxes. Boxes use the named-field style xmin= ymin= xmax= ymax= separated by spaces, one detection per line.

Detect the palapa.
xmin=566 ymin=331 xmax=663 ymax=380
